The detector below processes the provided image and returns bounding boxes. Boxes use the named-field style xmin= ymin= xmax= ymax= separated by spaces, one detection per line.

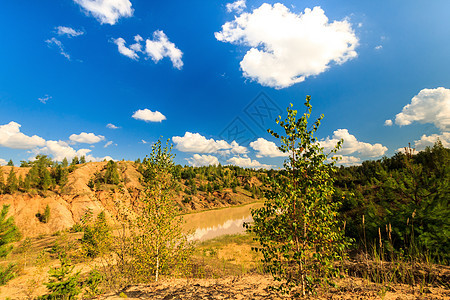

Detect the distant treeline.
xmin=334 ymin=141 xmax=449 ymax=262
xmin=0 ymin=155 xmax=86 ymax=194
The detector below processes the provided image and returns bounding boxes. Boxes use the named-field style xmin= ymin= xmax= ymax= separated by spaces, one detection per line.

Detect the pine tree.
xmin=39 ymin=256 xmax=81 ymax=299
xmin=104 ymin=160 xmax=120 ymax=184
xmin=0 ymin=205 xmax=19 ymax=257
xmin=6 ymin=160 xmax=14 ymax=167
xmin=62 ymin=158 xmax=69 ymax=168
xmin=6 ymin=168 xmax=18 ymax=194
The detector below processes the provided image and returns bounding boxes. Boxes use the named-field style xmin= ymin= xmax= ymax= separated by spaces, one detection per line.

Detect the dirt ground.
xmin=101 ymin=275 xmax=450 ymax=300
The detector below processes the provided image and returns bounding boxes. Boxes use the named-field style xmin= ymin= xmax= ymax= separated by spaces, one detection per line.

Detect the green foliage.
xmin=131 ymin=138 xmax=192 ymax=282
xmin=84 ymin=269 xmax=103 ymax=297
xmin=0 ymin=264 xmax=16 ymax=286
xmin=246 ymin=97 xmax=347 ymax=296
xmin=6 ymin=159 xmax=14 ymax=167
xmin=5 ymin=167 xmax=18 ymax=194
xmin=336 ymin=141 xmax=450 ymax=262
xmin=36 ymin=205 xmax=51 ymax=223
xmin=81 ymin=211 xmax=111 ymax=258
xmin=104 ymin=160 xmax=120 ymax=185
xmin=0 ymin=205 xmax=20 ymax=258
xmin=0 ymin=205 xmax=19 ymax=285
xmin=39 ymin=256 xmax=81 ymax=299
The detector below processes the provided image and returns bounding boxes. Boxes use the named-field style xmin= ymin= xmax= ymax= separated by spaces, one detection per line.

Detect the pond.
xmin=183 ymin=202 xmax=263 ymax=241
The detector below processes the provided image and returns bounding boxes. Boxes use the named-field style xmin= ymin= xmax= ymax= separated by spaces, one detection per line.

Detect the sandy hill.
xmin=0 ymin=162 xmax=260 ymax=237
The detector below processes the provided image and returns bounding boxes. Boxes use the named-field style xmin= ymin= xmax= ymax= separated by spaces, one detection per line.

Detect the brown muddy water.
xmin=183 ymin=202 xmax=263 ymax=241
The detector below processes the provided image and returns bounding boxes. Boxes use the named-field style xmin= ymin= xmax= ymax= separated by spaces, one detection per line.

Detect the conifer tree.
xmin=6 ymin=160 xmax=14 ymax=166
xmin=6 ymin=167 xmax=18 ymax=194
xmin=104 ymin=160 xmax=120 ymax=184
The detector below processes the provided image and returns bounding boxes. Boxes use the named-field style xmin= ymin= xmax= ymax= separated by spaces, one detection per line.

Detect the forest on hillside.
xmin=1 ymin=141 xmax=448 ymax=262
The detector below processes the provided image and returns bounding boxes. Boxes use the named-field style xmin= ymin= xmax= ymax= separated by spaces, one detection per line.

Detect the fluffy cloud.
xmin=172 ymin=132 xmax=231 ymax=153
xmin=113 ymin=37 xmax=139 ymax=60
xmin=384 ymin=119 xmax=393 ymax=126
xmin=56 ymin=26 xmax=84 ymax=37
xmin=0 ymin=122 xmax=46 ymax=149
xmin=226 ymin=0 xmax=246 ymax=13
xmin=332 ymin=155 xmax=361 ymax=166
xmin=0 ymin=159 xmax=7 ymax=166
xmin=413 ymin=132 xmax=450 ymax=151
xmin=106 ymin=123 xmax=119 ymax=129
xmin=172 ymin=132 xmax=248 ymax=155
xmin=132 ymin=109 xmax=166 ymax=122
xmin=320 ymin=129 xmax=387 ymax=158
xmin=250 ymin=137 xmax=288 ymax=158
xmin=114 ymin=31 xmax=183 ymax=69
xmin=35 ymin=140 xmax=91 ymax=161
xmin=227 ymin=156 xmax=273 ymax=169
xmin=46 ymin=38 xmax=71 ymax=60
xmin=187 ymin=154 xmax=220 ymax=167
xmin=74 ymin=0 xmax=133 ymax=25
xmin=395 ymin=87 xmax=450 ymax=131
xmin=215 ymin=4 xmax=358 ymax=88
xmin=69 ymin=132 xmax=105 ymax=144
xmin=145 ymin=31 xmax=183 ymax=69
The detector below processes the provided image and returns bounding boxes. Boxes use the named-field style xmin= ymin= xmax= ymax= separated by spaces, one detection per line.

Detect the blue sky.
xmin=1 ymin=0 xmax=449 ymax=168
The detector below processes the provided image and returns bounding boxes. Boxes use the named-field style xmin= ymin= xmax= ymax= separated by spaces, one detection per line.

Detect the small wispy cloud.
xmin=46 ymin=38 xmax=71 ymax=60
xmin=226 ymin=0 xmax=246 ymax=13
xmin=375 ymin=45 xmax=383 ymax=50
xmin=56 ymin=26 xmax=84 ymax=37
xmin=104 ymin=141 xmax=114 ymax=148
xmin=106 ymin=123 xmax=120 ymax=129
xmin=38 ymin=94 xmax=52 ymax=104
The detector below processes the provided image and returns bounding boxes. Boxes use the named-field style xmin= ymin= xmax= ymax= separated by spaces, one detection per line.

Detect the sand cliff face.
xmin=0 ymin=162 xmax=258 ymax=237
xmin=0 ymin=162 xmax=141 ymax=237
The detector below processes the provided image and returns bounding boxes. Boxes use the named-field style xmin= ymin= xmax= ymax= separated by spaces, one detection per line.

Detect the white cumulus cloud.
xmin=132 ymin=109 xmax=166 ymax=122
xmin=320 ymin=129 xmax=387 ymax=158
xmin=215 ymin=4 xmax=358 ymax=89
xmin=69 ymin=132 xmax=105 ymax=144
xmin=145 ymin=31 xmax=183 ymax=69
xmin=332 ymin=155 xmax=361 ymax=166
xmin=74 ymin=0 xmax=133 ymax=25
xmin=250 ymin=137 xmax=289 ymax=158
xmin=56 ymin=26 xmax=84 ymax=37
xmin=395 ymin=87 xmax=450 ymax=131
xmin=172 ymin=132 xmax=231 ymax=153
xmin=0 ymin=122 xmax=46 ymax=149
xmin=187 ymin=154 xmax=220 ymax=167
xmin=226 ymin=0 xmax=246 ymax=13
xmin=0 ymin=159 xmax=7 ymax=166
xmin=113 ymin=37 xmax=139 ymax=60
xmin=227 ymin=156 xmax=273 ymax=169
xmin=413 ymin=132 xmax=450 ymax=151
xmin=114 ymin=31 xmax=183 ymax=69
xmin=384 ymin=119 xmax=393 ymax=126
